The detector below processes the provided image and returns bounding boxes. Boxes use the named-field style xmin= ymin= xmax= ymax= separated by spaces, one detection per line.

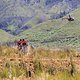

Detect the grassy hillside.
xmin=19 ymin=8 xmax=80 ymax=48
xmin=0 ymin=29 xmax=14 ymax=42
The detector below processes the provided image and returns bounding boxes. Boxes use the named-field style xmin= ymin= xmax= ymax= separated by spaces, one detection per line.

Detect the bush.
xmin=11 ymin=64 xmax=26 ymax=77
xmin=34 ymin=60 xmax=43 ymax=75
xmin=0 ymin=68 xmax=9 ymax=78
xmin=47 ymin=66 xmax=56 ymax=75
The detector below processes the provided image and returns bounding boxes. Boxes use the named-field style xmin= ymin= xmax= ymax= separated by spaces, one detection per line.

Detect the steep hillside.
xmin=0 ymin=29 xmax=14 ymax=42
xmin=0 ymin=0 xmax=80 ymax=35
xmin=19 ymin=8 xmax=80 ymax=48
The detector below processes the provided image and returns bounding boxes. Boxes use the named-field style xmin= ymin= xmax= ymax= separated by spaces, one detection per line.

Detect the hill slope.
xmin=0 ymin=29 xmax=14 ymax=42
xmin=19 ymin=8 xmax=80 ymax=48
xmin=0 ymin=0 xmax=80 ymax=35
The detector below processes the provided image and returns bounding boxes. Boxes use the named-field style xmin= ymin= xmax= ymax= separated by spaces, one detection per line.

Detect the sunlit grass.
xmin=0 ymin=45 xmax=79 ymax=80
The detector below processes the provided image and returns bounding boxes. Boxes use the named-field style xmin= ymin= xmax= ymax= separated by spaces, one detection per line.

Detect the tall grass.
xmin=34 ymin=48 xmax=76 ymax=59
xmin=0 ymin=45 xmax=79 ymax=80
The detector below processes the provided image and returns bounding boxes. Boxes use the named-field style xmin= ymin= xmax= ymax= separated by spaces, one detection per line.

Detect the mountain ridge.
xmin=0 ymin=0 xmax=80 ymax=35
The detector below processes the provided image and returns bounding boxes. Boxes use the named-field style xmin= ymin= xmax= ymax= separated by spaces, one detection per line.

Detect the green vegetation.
xmin=34 ymin=60 xmax=43 ymax=76
xmin=47 ymin=65 xmax=56 ymax=75
xmin=18 ymin=8 xmax=80 ymax=48
xmin=1 ymin=8 xmax=80 ymax=48
xmin=0 ymin=29 xmax=14 ymax=42
xmin=0 ymin=64 xmax=26 ymax=79
xmin=0 ymin=8 xmax=80 ymax=80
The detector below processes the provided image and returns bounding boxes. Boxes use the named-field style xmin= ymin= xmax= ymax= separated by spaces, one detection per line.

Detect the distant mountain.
xmin=0 ymin=0 xmax=80 ymax=36
xmin=46 ymin=0 xmax=80 ymax=7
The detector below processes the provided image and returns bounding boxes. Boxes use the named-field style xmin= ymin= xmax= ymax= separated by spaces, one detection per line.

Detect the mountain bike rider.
xmin=17 ymin=39 xmax=22 ymax=50
xmin=17 ymin=39 xmax=28 ymax=52
xmin=68 ymin=15 xmax=74 ymax=21
xmin=21 ymin=39 xmax=28 ymax=53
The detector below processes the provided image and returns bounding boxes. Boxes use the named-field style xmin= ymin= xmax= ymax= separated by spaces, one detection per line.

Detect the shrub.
xmin=47 ymin=66 xmax=56 ymax=75
xmin=0 ymin=68 xmax=9 ymax=78
xmin=34 ymin=60 xmax=43 ymax=75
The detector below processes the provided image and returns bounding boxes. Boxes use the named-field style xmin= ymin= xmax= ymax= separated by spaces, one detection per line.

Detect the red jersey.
xmin=17 ymin=40 xmax=22 ymax=45
xmin=22 ymin=40 xmax=28 ymax=45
